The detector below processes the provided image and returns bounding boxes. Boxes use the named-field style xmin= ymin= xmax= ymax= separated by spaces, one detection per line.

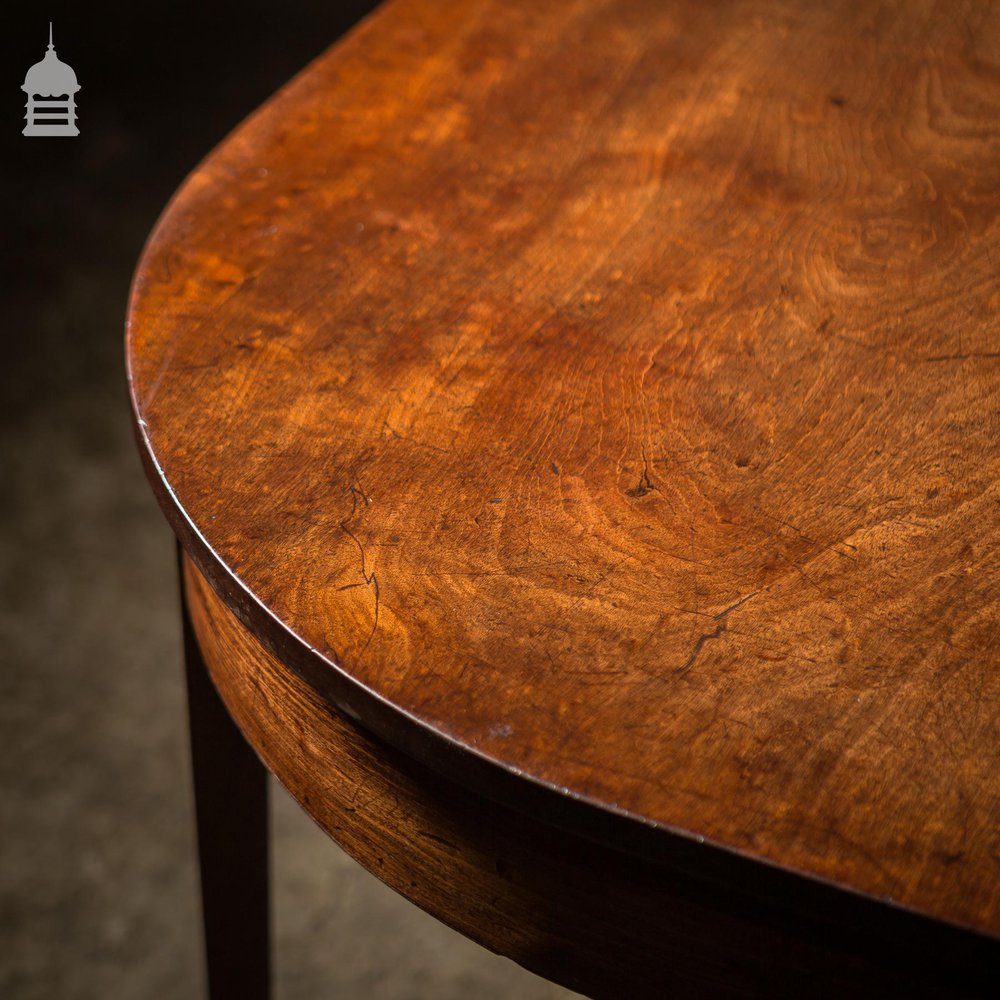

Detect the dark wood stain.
xmin=127 ymin=0 xmax=1000 ymax=977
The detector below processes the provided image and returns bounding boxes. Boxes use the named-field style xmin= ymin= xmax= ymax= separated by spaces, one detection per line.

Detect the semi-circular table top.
xmin=127 ymin=0 xmax=1000 ymax=943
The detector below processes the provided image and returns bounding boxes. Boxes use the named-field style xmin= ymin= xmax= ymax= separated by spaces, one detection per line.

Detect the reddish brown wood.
xmin=182 ymin=553 xmax=994 ymax=998
xmin=127 ymin=0 xmax=1000 ymax=976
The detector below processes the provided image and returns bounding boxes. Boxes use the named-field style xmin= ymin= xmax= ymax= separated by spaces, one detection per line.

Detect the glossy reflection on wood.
xmin=128 ymin=0 xmax=1000 ymax=975
xmin=182 ymin=553 xmax=993 ymax=998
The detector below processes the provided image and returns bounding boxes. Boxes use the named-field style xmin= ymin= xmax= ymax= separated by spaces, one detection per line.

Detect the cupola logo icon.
xmin=22 ymin=23 xmax=80 ymax=137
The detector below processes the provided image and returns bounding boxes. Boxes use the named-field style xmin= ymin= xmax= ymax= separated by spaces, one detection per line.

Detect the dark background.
xmin=0 ymin=3 xmax=575 ymax=997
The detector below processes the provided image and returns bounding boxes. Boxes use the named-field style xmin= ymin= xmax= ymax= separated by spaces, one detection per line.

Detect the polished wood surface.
xmin=182 ymin=552 xmax=994 ymax=998
xmin=128 ymin=0 xmax=1000 ymax=948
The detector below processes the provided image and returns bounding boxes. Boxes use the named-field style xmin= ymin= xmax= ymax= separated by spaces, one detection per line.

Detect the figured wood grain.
xmin=182 ymin=553 xmax=994 ymax=998
xmin=128 ymin=0 xmax=1000 ymax=944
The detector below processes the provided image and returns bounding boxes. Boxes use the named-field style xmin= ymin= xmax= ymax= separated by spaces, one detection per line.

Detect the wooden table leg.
xmin=180 ymin=549 xmax=271 ymax=1000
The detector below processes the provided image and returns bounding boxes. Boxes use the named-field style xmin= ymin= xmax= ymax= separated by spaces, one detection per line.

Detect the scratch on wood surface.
xmin=625 ymin=448 xmax=659 ymax=498
xmin=677 ymin=591 xmax=760 ymax=675
xmin=339 ymin=483 xmax=380 ymax=650
xmin=677 ymin=623 xmax=726 ymax=675
xmin=922 ymin=351 xmax=1000 ymax=362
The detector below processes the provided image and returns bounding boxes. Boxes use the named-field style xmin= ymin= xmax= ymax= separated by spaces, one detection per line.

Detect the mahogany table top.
xmin=127 ymin=0 xmax=1000 ymax=941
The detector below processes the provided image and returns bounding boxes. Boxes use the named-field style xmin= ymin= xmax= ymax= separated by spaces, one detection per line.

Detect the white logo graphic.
xmin=22 ymin=24 xmax=80 ymax=137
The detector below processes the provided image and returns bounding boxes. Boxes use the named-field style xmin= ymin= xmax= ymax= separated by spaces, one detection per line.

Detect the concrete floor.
xmin=0 ymin=4 xmax=579 ymax=997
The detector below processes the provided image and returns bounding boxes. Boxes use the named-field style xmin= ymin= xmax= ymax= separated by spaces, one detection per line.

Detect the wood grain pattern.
xmin=182 ymin=553 xmax=995 ymax=998
xmin=128 ymin=0 xmax=1000 ymax=946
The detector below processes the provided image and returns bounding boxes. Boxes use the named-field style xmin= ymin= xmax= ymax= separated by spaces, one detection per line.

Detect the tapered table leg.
xmin=180 ymin=549 xmax=271 ymax=1000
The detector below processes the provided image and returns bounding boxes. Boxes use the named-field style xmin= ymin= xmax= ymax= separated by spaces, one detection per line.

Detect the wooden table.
xmin=126 ymin=1 xmax=1000 ymax=996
